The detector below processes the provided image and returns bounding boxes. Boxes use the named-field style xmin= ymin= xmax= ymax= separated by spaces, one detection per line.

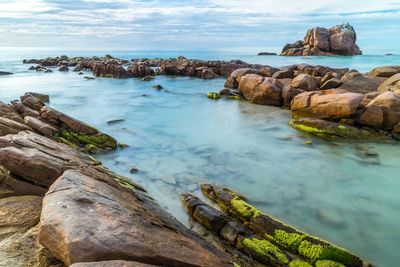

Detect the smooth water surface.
xmin=0 ymin=52 xmax=400 ymax=267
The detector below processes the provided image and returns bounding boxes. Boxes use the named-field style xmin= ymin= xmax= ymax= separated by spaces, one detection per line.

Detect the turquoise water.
xmin=1 ymin=51 xmax=400 ymax=267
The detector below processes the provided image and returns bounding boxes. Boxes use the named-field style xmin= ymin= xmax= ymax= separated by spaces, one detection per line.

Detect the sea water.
xmin=1 ymin=50 xmax=400 ymax=267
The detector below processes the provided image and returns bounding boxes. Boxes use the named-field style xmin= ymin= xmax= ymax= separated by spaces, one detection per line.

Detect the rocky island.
xmin=280 ymin=23 xmax=362 ymax=56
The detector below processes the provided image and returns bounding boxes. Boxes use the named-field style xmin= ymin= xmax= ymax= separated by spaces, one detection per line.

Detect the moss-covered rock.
xmin=289 ymin=260 xmax=313 ymax=267
xmin=239 ymin=237 xmax=290 ymax=266
xmin=207 ymin=92 xmax=221 ymax=100
xmin=315 ymin=260 xmax=346 ymax=267
xmin=230 ymin=196 xmax=261 ymax=220
xmin=290 ymin=118 xmax=388 ymax=140
xmin=56 ymin=130 xmax=117 ymax=150
xmin=273 ymin=230 xmax=306 ymax=252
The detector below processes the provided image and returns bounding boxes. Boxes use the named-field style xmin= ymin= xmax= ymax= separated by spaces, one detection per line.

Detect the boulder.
xmin=58 ymin=65 xmax=69 ymax=72
xmin=257 ymin=52 xmax=277 ymax=56
xmin=92 ymin=63 xmax=128 ymax=79
xmin=0 ymin=71 xmax=13 ymax=75
xmin=20 ymin=94 xmax=45 ymax=111
xmin=282 ymin=86 xmax=305 ymax=108
xmin=392 ymin=123 xmax=400 ymax=140
xmin=26 ymin=92 xmax=50 ymax=103
xmin=0 ymin=101 xmax=24 ymax=124
xmin=291 ymin=74 xmax=319 ymax=91
xmin=377 ymin=73 xmax=400 ymax=92
xmin=356 ymin=91 xmax=400 ymax=129
xmin=272 ymin=69 xmax=294 ymax=79
xmin=304 ymin=27 xmax=331 ymax=52
xmin=39 ymin=170 xmax=231 ymax=266
xmin=229 ymin=68 xmax=262 ymax=87
xmin=370 ymin=66 xmax=400 ymax=78
xmin=238 ymin=74 xmax=283 ymax=106
xmin=260 ymin=66 xmax=279 ymax=77
xmin=340 ymin=71 xmax=362 ymax=83
xmin=202 ymin=68 xmax=219 ymax=79
xmin=320 ymin=78 xmax=342 ymax=90
xmin=11 ymin=100 xmax=41 ymax=117
xmin=329 ymin=23 xmax=361 ymax=55
xmin=0 ymin=167 xmax=47 ymax=198
xmin=291 ymin=89 xmax=364 ymax=119
xmin=338 ymin=75 xmax=385 ymax=94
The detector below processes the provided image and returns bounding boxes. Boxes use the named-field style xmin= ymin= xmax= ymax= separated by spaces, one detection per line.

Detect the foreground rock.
xmin=281 ymin=23 xmax=362 ymax=56
xmin=238 ymin=74 xmax=283 ymax=106
xmin=180 ymin=184 xmax=372 ymax=267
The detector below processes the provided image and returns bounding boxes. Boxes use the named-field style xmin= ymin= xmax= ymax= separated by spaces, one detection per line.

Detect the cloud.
xmin=0 ymin=0 xmax=399 ymax=52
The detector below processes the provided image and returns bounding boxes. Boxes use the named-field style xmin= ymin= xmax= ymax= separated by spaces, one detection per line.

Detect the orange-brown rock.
xmin=377 ymin=73 xmax=400 ymax=92
xmin=238 ymin=74 xmax=283 ymax=106
xmin=291 ymin=74 xmax=320 ymax=91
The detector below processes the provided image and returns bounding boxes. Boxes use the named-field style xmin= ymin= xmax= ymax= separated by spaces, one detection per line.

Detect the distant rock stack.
xmin=281 ymin=23 xmax=362 ymax=56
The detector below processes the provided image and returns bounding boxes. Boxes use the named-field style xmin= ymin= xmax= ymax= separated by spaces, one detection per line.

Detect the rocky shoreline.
xmin=22 ymin=55 xmax=400 ymax=141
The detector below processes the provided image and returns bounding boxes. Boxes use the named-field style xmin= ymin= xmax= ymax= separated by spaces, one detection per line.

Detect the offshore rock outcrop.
xmin=281 ymin=23 xmax=362 ymax=56
xmin=180 ymin=184 xmax=372 ymax=267
xmin=0 ymin=93 xmax=236 ymax=267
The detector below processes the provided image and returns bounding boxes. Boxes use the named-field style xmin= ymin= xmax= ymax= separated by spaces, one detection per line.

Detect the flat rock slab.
xmin=39 ymin=169 xmax=231 ymax=266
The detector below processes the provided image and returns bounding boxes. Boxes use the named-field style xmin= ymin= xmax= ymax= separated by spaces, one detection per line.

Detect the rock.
xmin=202 ymin=68 xmax=219 ymax=79
xmin=320 ymin=78 xmax=342 ymax=90
xmin=207 ymin=92 xmax=221 ymax=100
xmin=0 ymin=117 xmax=31 ymax=136
xmin=152 ymin=84 xmax=163 ymax=90
xmin=39 ymin=170 xmax=231 ymax=266
xmin=24 ymin=116 xmax=59 ymax=137
xmin=0 ymin=195 xmax=42 ymax=237
xmin=26 ymin=92 xmax=50 ymax=103
xmin=238 ymin=74 xmax=283 ymax=106
xmin=0 ymin=167 xmax=47 ymax=198
xmin=257 ymin=52 xmax=277 ymax=56
xmin=370 ymin=66 xmax=400 ymax=78
xmin=70 ymin=261 xmax=158 ymax=267
xmin=260 ymin=66 xmax=280 ymax=77
xmin=291 ymin=89 xmax=364 ymax=119
xmin=282 ymin=86 xmax=305 ymax=107
xmin=377 ymin=73 xmax=400 ymax=92
xmin=141 ymin=75 xmax=154 ymax=81
xmin=41 ymin=106 xmax=98 ymax=135
xmin=129 ymin=167 xmax=139 ymax=174
xmin=106 ymin=119 xmax=124 ymax=125
xmin=291 ymin=74 xmax=320 ymax=91
xmin=356 ymin=91 xmax=400 ymax=129
xmin=272 ymin=69 xmax=294 ymax=79
xmin=0 ymin=71 xmax=13 ymax=75
xmin=338 ymin=75 xmax=385 ymax=94
xmin=92 ymin=63 xmax=128 ymax=79
xmin=58 ymin=65 xmax=69 ymax=72
xmin=0 ymin=101 xmax=24 ymax=124
xmin=340 ymin=71 xmax=362 ymax=83
xmin=20 ymin=94 xmax=45 ymax=111
xmin=228 ymin=68 xmax=262 ymax=88
xmin=84 ymin=76 xmax=95 ymax=80
xmin=392 ymin=123 xmax=400 ymax=140
xmin=290 ymin=118 xmax=387 ymax=140
xmin=281 ymin=23 xmax=362 ymax=56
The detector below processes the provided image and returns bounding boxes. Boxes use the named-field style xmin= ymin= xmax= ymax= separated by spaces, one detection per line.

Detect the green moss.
xmin=230 ymin=196 xmax=261 ymax=220
xmin=207 ymin=92 xmax=221 ymax=100
xmin=55 ymin=137 xmax=78 ymax=149
xmin=227 ymin=95 xmax=241 ymax=101
xmin=273 ymin=230 xmax=306 ymax=252
xmin=289 ymin=260 xmax=313 ymax=267
xmin=232 ymin=263 xmax=241 ymax=267
xmin=298 ymin=240 xmax=361 ymax=266
xmin=57 ymin=130 xmax=117 ymax=150
xmin=315 ymin=260 xmax=345 ymax=267
xmin=100 ymin=74 xmax=113 ymax=78
xmin=303 ymin=140 xmax=313 ymax=145
xmin=242 ymin=238 xmax=289 ymax=265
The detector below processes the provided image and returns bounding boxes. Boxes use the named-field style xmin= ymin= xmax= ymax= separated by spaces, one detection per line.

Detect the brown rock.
xmin=20 ymin=94 xmax=45 ymax=111
xmin=370 ymin=66 xmax=400 ymax=78
xmin=39 ymin=170 xmax=231 ymax=266
xmin=202 ymin=67 xmax=219 ymax=79
xmin=41 ymin=106 xmax=98 ymax=135
xmin=392 ymin=123 xmax=400 ymax=139
xmin=260 ymin=66 xmax=279 ymax=77
xmin=24 ymin=116 xmax=59 ymax=137
xmin=0 ymin=167 xmax=47 ymax=198
xmin=339 ymin=75 xmax=385 ymax=94
xmin=377 ymin=73 xmax=400 ymax=92
xmin=320 ymin=78 xmax=342 ymax=90
xmin=11 ymin=100 xmax=40 ymax=117
xmin=291 ymin=89 xmax=363 ymax=119
xmin=238 ymin=74 xmax=283 ymax=106
xmin=92 ymin=63 xmax=128 ymax=79
xmin=0 ymin=117 xmax=31 ymax=136
xmin=340 ymin=71 xmax=362 ymax=83
xmin=304 ymin=27 xmax=330 ymax=52
xmin=282 ymin=86 xmax=305 ymax=107
xmin=291 ymin=74 xmax=319 ymax=91
xmin=230 ymin=68 xmax=262 ymax=85
xmin=0 ymin=101 xmax=24 ymax=124
xmin=272 ymin=69 xmax=294 ymax=79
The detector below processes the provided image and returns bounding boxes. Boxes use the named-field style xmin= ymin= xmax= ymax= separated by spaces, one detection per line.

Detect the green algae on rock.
xmin=290 ymin=118 xmax=389 ymax=140
xmin=238 ymin=237 xmax=290 ymax=265
xmin=55 ymin=130 xmax=118 ymax=151
xmin=315 ymin=259 xmax=346 ymax=267
xmin=289 ymin=259 xmax=313 ymax=267
xmin=207 ymin=92 xmax=221 ymax=100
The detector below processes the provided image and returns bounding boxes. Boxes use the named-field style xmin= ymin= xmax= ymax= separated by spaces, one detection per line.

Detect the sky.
xmin=0 ymin=0 xmax=400 ymax=54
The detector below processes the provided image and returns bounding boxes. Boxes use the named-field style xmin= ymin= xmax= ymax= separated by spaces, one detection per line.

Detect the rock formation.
xmin=281 ymin=23 xmax=362 ymax=56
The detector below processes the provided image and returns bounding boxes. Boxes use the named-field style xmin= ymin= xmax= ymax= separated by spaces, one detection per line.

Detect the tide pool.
xmin=0 ymin=53 xmax=399 ymax=267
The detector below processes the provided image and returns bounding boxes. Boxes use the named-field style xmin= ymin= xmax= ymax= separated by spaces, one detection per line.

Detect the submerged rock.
xmin=0 ymin=71 xmax=13 ymax=75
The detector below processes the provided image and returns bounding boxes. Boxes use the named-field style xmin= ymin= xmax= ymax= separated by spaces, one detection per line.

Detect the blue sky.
xmin=1 ymin=0 xmax=400 ymax=54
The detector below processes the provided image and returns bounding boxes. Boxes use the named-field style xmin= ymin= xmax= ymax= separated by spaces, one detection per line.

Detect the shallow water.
xmin=1 ymin=52 xmax=400 ymax=267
